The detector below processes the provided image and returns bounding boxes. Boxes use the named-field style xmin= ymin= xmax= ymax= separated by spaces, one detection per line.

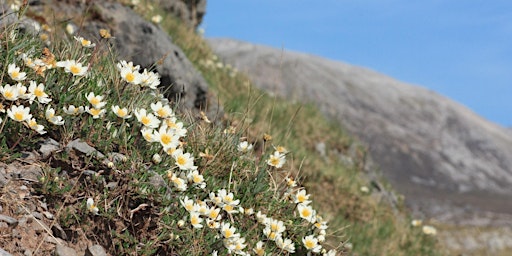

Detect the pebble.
xmin=85 ymin=245 xmax=108 ymax=256
xmin=0 ymin=214 xmax=18 ymax=226
xmin=43 ymin=211 xmax=54 ymax=220
xmin=52 ymin=223 xmax=68 ymax=240
xmin=55 ymin=244 xmax=78 ymax=256
xmin=31 ymin=211 xmax=43 ymax=220
xmin=0 ymin=247 xmax=13 ymax=256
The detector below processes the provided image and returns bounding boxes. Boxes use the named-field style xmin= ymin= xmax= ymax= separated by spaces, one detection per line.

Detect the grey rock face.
xmin=153 ymin=0 xmax=207 ymax=28
xmin=208 ymin=38 xmax=512 ymax=223
xmin=27 ymin=1 xmax=220 ymax=120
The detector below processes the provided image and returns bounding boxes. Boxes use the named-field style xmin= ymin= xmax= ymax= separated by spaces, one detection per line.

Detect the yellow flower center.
xmin=270 ymin=157 xmax=280 ymax=166
xmin=29 ymin=119 xmax=37 ymax=127
xmin=301 ymin=208 xmax=311 ymax=217
xmin=176 ymin=156 xmax=186 ymax=166
xmin=298 ymin=194 xmax=306 ymax=203
xmin=193 ymin=175 xmax=202 ymax=183
xmin=11 ymin=71 xmax=19 ymax=79
xmin=90 ymin=108 xmax=101 ymax=116
xmin=4 ymin=91 xmax=14 ymax=99
xmin=224 ymin=229 xmax=233 ymax=238
xmin=157 ymin=109 xmax=166 ymax=117
xmin=34 ymin=88 xmax=44 ymax=97
xmin=117 ymin=109 xmax=127 ymax=117
xmin=125 ymin=72 xmax=135 ymax=83
xmin=81 ymin=39 xmax=90 ymax=46
xmin=224 ymin=205 xmax=234 ymax=212
xmin=141 ymin=116 xmax=151 ymax=125
xmin=160 ymin=134 xmax=172 ymax=145
xmin=90 ymin=97 xmax=100 ymax=106
xmin=268 ymin=232 xmax=276 ymax=240
xmin=70 ymin=65 xmax=81 ymax=75
xmin=271 ymin=223 xmax=278 ymax=231
xmin=166 ymin=120 xmax=177 ymax=128
xmin=14 ymin=112 xmax=24 ymax=121
xmin=305 ymin=240 xmax=315 ymax=249
xmin=191 ymin=216 xmax=199 ymax=225
xmin=209 ymin=210 xmax=219 ymax=219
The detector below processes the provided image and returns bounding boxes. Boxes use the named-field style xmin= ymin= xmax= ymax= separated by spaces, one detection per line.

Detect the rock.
xmin=0 ymin=214 xmax=18 ymax=226
xmin=66 ymin=139 xmax=105 ymax=158
xmin=152 ymin=0 xmax=206 ymax=28
xmin=23 ymin=249 xmax=32 ymax=256
xmin=31 ymin=211 xmax=43 ymax=220
xmin=84 ymin=245 xmax=108 ymax=256
xmin=149 ymin=171 xmax=166 ymax=189
xmin=54 ymin=244 xmax=78 ymax=256
xmin=43 ymin=211 xmax=54 ymax=220
xmin=52 ymin=223 xmax=68 ymax=240
xmin=0 ymin=247 xmax=12 ymax=256
xmin=82 ymin=1 xmax=220 ymax=120
xmin=209 ymin=38 xmax=512 ymax=223
xmin=39 ymin=138 xmax=60 ymax=158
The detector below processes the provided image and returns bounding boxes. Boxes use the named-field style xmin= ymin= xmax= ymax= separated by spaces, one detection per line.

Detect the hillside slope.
xmin=208 ymin=38 xmax=512 ymax=224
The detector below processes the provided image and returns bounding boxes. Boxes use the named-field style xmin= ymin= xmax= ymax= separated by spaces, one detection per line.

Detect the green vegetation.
xmin=0 ymin=1 xmax=443 ymax=255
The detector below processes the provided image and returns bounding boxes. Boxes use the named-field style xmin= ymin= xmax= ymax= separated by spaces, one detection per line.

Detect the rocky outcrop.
xmin=208 ymin=38 xmax=512 ymax=224
xmin=153 ymin=0 xmax=206 ymax=28
xmin=23 ymin=0 xmax=219 ymax=119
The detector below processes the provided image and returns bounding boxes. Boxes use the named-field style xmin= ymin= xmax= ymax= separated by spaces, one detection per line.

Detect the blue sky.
xmin=202 ymin=0 xmax=512 ymax=127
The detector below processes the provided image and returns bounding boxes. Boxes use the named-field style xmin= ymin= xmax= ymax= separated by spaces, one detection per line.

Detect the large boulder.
xmin=23 ymin=0 xmax=219 ymax=119
xmin=208 ymin=38 xmax=512 ymax=224
xmin=153 ymin=0 xmax=207 ymax=29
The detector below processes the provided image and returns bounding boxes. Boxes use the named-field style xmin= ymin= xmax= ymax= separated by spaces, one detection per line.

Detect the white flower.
xmin=237 ymin=141 xmax=253 ymax=153
xmin=266 ymin=218 xmax=286 ymax=234
xmin=294 ymin=189 xmax=311 ymax=205
xmin=297 ymin=203 xmax=316 ymax=223
xmin=170 ymin=174 xmax=187 ymax=191
xmin=325 ymin=249 xmax=338 ymax=255
xmin=220 ymin=222 xmax=239 ymax=239
xmin=86 ymin=198 xmax=99 ymax=215
xmin=7 ymin=105 xmax=32 ymax=122
xmin=66 ymin=23 xmax=75 ymax=35
xmin=45 ymin=107 xmax=65 ymax=125
xmin=28 ymin=81 xmax=51 ymax=104
xmin=187 ymin=170 xmax=206 ymax=188
xmin=153 ymin=125 xmax=180 ymax=150
xmin=164 ymin=117 xmax=187 ymax=137
xmin=152 ymin=153 xmax=162 ymax=164
xmin=74 ymin=36 xmax=96 ymax=48
xmin=360 ymin=186 xmax=370 ymax=193
xmin=276 ymin=237 xmax=295 ymax=253
xmin=27 ymin=118 xmax=46 ymax=134
xmin=57 ymin=60 xmax=88 ymax=76
xmin=411 ymin=219 xmax=423 ymax=227
xmin=180 ymin=196 xmax=196 ymax=212
xmin=302 ymin=235 xmax=322 ymax=253
xmin=189 ymin=212 xmax=203 ymax=229
xmin=63 ymin=105 xmax=85 ymax=115
xmin=85 ymin=92 xmax=106 ymax=109
xmin=140 ymin=127 xmax=156 ymax=143
xmin=1 ymin=84 xmax=19 ymax=101
xmin=117 ymin=60 xmax=140 ymax=72
xmin=15 ymin=83 xmax=30 ymax=100
xmin=119 ymin=65 xmax=142 ymax=85
xmin=111 ymin=105 xmax=131 ymax=119
xmin=422 ymin=225 xmax=437 ymax=236
xmin=253 ymin=241 xmax=265 ymax=256
xmin=150 ymin=101 xmax=173 ymax=118
xmin=151 ymin=15 xmax=162 ymax=24
xmin=134 ymin=108 xmax=160 ymax=128
xmin=266 ymin=151 xmax=286 ymax=168
xmin=173 ymin=149 xmax=196 ymax=171
xmin=85 ymin=106 xmax=106 ymax=119
xmin=140 ymin=69 xmax=160 ymax=89
xmin=8 ymin=63 xmax=26 ymax=81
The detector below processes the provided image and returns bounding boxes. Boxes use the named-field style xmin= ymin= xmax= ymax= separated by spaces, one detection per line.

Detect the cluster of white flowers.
xmin=117 ymin=60 xmax=160 ymax=89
